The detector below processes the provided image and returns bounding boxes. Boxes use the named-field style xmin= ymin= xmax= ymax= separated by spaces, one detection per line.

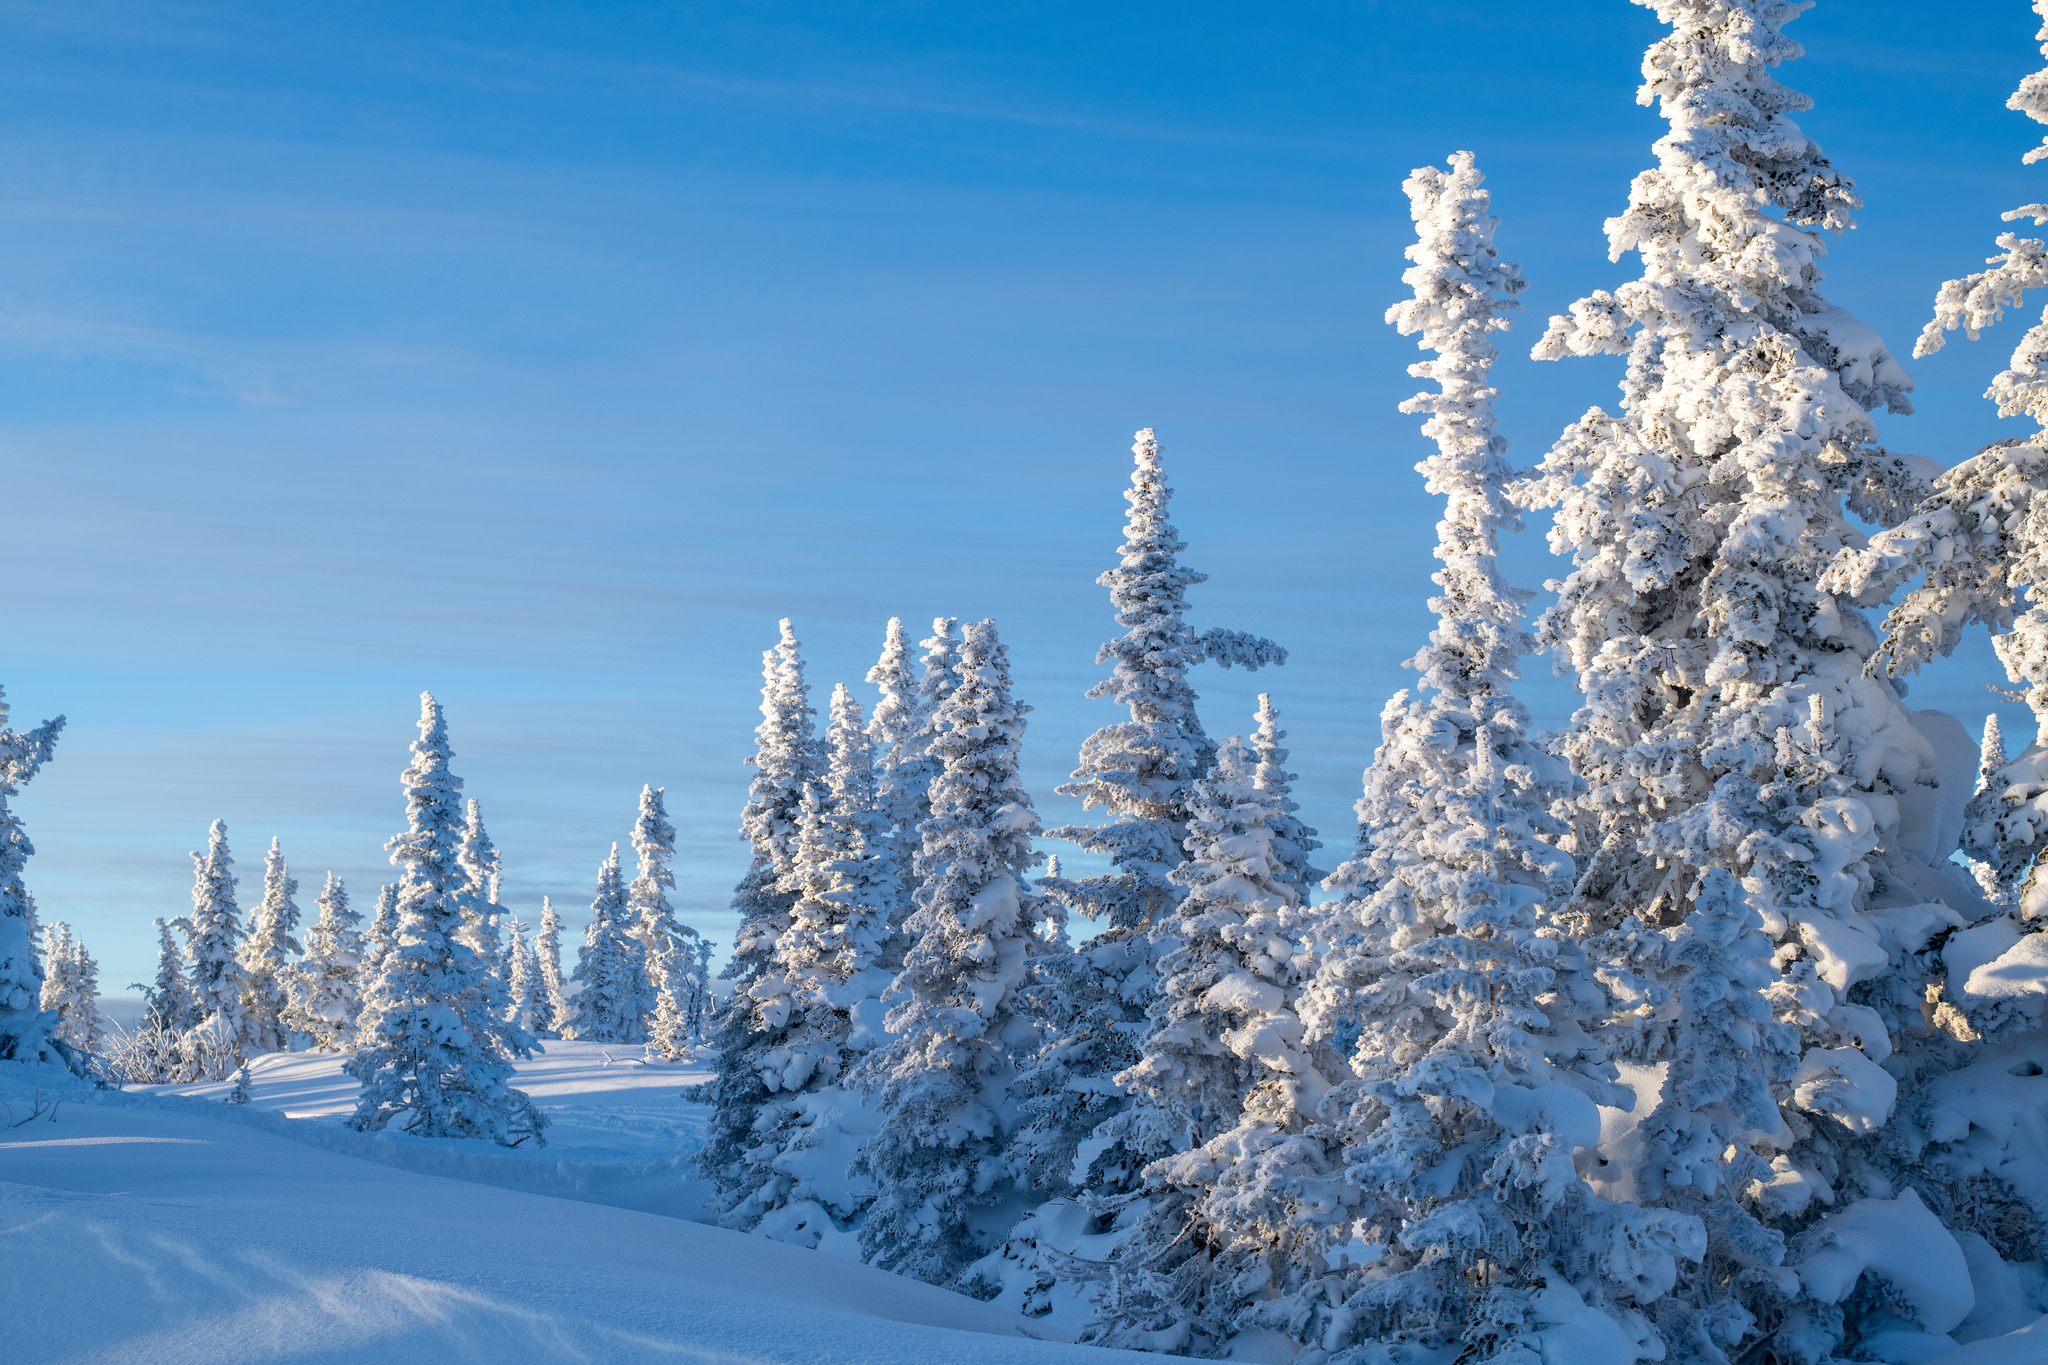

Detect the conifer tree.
xmin=685 ymin=935 xmax=715 ymax=1039
xmin=1516 ymin=7 xmax=1940 ymax=1355
xmin=853 ymin=620 xmax=1052 ymax=1287
xmin=719 ymin=683 xmax=899 ymax=1243
xmin=0 ymin=687 xmax=67 ymax=1068
xmin=346 ymin=694 xmax=544 ymax=1146
xmin=1981 ymin=712 xmax=2010 ymax=794
xmin=1249 ymin=694 xmax=1324 ymax=897
xmin=456 ymin=800 xmax=509 ymax=982
xmin=289 ymin=873 xmax=364 ymax=1052
xmin=628 ymin=784 xmax=699 ymax=1054
xmin=1085 ymin=740 xmax=1341 ymax=1353
xmin=185 ymin=820 xmax=253 ymax=1057
xmin=40 ymin=923 xmax=104 ymax=1055
xmin=123 ymin=917 xmax=195 ymax=1082
xmin=362 ymin=883 xmax=397 ymax=978
xmin=536 ymin=895 xmax=567 ymax=1038
xmin=702 ymin=620 xmax=823 ymax=1206
xmin=569 ymin=844 xmax=640 ymax=1042
xmin=1263 ymin=150 xmax=1683 ymax=1361
xmin=239 ymin=837 xmax=303 ymax=1054
xmin=1048 ymin=430 xmax=1285 ymax=934
xmin=506 ymin=917 xmax=537 ymax=1031
xmin=1011 ymin=431 xmax=1286 ymax=1218
xmin=139 ymin=917 xmax=195 ymax=1036
xmin=865 ymin=616 xmax=924 ymax=884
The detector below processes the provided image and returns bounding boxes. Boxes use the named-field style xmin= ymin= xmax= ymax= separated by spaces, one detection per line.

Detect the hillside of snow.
xmin=3 ymin=1045 xmax=1145 ymax=1365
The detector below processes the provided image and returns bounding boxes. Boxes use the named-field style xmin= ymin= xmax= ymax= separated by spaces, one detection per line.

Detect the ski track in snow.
xmin=3 ymin=1044 xmax=1139 ymax=1364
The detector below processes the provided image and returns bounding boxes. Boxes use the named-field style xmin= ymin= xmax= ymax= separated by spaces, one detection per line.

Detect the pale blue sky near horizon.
xmin=5 ymin=0 xmax=2042 ymax=992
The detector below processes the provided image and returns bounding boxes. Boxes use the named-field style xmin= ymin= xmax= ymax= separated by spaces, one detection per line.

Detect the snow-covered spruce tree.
xmin=1518 ymin=10 xmax=1976 ymax=1358
xmin=568 ymin=844 xmax=641 ymax=1043
xmin=184 ymin=820 xmax=253 ymax=1060
xmin=853 ymin=619 xmax=1054 ymax=1287
xmin=40 ymin=923 xmax=104 ymax=1055
xmin=535 ymin=895 xmax=567 ymax=1038
xmin=627 ymin=784 xmax=701 ymax=1058
xmin=1009 ymin=430 xmax=1285 ymax=1219
xmin=1250 ymin=694 xmax=1325 ymax=898
xmin=1971 ymin=715 xmax=2019 ymax=907
xmin=0 ymin=688 xmax=67 ymax=1069
xmin=120 ymin=917 xmax=195 ymax=1082
xmin=1266 ymin=150 xmax=1657 ymax=1362
xmin=866 ymin=616 xmax=927 ymax=893
xmin=239 ymin=837 xmax=303 ymax=1055
xmin=1049 ymin=429 xmax=1286 ymax=935
xmin=1082 ymin=738 xmax=1344 ymax=1355
xmin=684 ymin=935 xmax=715 ymax=1040
xmin=719 ymin=683 xmax=899 ymax=1246
xmin=456 ymin=800 xmax=509 ymax=981
xmin=361 ymin=883 xmax=397 ymax=979
xmin=289 ymin=873 xmax=364 ymax=1052
xmin=345 ymin=694 xmax=544 ymax=1146
xmin=1981 ymin=712 xmax=2010 ymax=794
xmin=506 ymin=917 xmax=537 ymax=1032
xmin=701 ymin=620 xmax=823 ymax=1208
xmin=139 ymin=917 xmax=194 ymax=1036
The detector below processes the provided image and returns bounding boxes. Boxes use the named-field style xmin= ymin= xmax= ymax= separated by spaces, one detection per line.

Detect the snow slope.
xmin=2 ymin=1047 xmax=1149 ymax=1365
xmin=130 ymin=1041 xmax=719 ymax=1220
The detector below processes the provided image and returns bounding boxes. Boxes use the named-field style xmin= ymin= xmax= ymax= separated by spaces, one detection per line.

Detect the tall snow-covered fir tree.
xmin=702 ymin=619 xmax=824 ymax=1208
xmin=0 ymin=686 xmax=66 ymax=1068
xmin=1008 ymin=430 xmax=1286 ymax=1224
xmin=1083 ymin=738 xmax=1343 ymax=1354
xmin=1514 ymin=6 xmax=1977 ymax=1358
xmin=289 ymin=873 xmax=364 ymax=1052
xmin=239 ymin=837 xmax=303 ymax=1055
xmin=345 ymin=694 xmax=544 ymax=1146
xmin=1048 ymin=429 xmax=1286 ymax=934
xmin=39 ymin=923 xmax=104 ymax=1055
xmin=718 ymin=683 xmax=899 ymax=1246
xmin=535 ymin=895 xmax=567 ymax=1038
xmin=627 ymin=783 xmax=700 ymax=1058
xmin=852 ymin=619 xmax=1053 ymax=1288
xmin=184 ymin=820 xmax=253 ymax=1055
xmin=568 ymin=844 xmax=642 ymax=1043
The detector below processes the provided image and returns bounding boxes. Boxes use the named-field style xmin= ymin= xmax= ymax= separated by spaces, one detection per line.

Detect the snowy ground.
xmin=3 ymin=1045 xmax=1148 ymax=1365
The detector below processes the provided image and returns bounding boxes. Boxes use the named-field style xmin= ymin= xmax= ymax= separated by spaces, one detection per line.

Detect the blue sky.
xmin=4 ymin=0 xmax=2041 ymax=990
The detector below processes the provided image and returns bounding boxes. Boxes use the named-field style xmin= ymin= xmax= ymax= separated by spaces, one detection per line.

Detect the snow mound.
xmin=1797 ymin=1188 xmax=1973 ymax=1334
